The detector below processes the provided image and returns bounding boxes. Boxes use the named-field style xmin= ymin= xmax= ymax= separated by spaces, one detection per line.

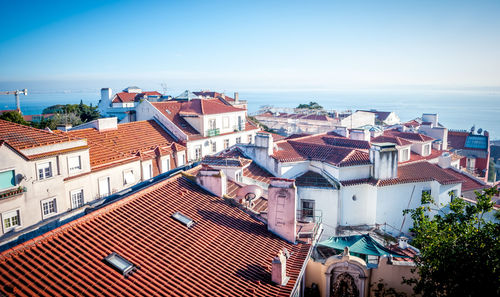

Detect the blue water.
xmin=2 ymin=89 xmax=499 ymax=139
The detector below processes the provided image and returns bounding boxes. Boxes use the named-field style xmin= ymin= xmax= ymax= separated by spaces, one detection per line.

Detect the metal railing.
xmin=296 ymin=209 xmax=323 ymax=224
xmin=206 ymin=128 xmax=220 ymax=137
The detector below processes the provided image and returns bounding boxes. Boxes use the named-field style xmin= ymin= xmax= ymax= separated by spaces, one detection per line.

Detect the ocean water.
xmin=2 ymin=90 xmax=499 ymax=139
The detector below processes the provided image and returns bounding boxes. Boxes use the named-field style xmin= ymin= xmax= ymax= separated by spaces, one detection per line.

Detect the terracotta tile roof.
xmin=403 ymin=119 xmax=421 ymax=128
xmin=193 ymin=91 xmax=235 ymax=102
xmin=179 ymin=99 xmax=246 ymax=115
xmin=295 ymin=171 xmax=335 ymax=188
xmin=447 ymin=130 xmax=489 ymax=152
xmin=387 ymin=244 xmax=418 ymax=262
xmin=270 ymin=133 xmax=286 ymax=142
xmin=377 ymin=162 xmax=463 ymax=187
xmin=371 ymin=135 xmax=412 ymax=146
xmin=340 ymin=178 xmax=377 ymax=187
xmin=225 ymin=179 xmax=269 ymax=214
xmin=443 ymin=168 xmax=486 ymax=192
xmin=0 ymin=119 xmax=79 ymax=152
xmin=112 ymin=91 xmax=163 ymax=103
xmin=0 ymin=171 xmax=310 ymax=297
xmin=64 ymin=120 xmax=184 ymax=168
xmin=384 ymin=129 xmax=434 ymax=142
xmin=218 ymin=147 xmax=275 ymax=183
xmin=273 ymin=141 xmax=371 ymax=167
xmin=282 ymin=133 xmax=370 ymax=150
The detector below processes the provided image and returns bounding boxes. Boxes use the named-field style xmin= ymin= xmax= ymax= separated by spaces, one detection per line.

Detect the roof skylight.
xmin=104 ymin=252 xmax=135 ymax=275
xmin=172 ymin=211 xmax=195 ymax=228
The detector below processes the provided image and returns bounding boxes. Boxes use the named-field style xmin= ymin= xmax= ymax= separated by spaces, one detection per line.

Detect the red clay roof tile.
xmin=0 ymin=170 xmax=310 ymax=297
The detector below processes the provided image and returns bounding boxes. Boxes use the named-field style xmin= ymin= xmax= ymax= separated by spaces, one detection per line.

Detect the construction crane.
xmin=0 ymin=89 xmax=28 ymax=112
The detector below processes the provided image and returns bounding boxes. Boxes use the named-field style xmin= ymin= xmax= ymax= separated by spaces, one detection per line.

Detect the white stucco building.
xmin=234 ymin=131 xmax=486 ymax=237
xmin=135 ymin=92 xmax=260 ymax=162
xmin=0 ymin=118 xmax=186 ymax=242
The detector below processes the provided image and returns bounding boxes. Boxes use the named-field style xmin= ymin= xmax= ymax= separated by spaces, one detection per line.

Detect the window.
xmin=2 ymin=209 xmax=20 ymax=232
xmin=402 ymin=149 xmax=409 ymax=162
xmin=104 ymin=252 xmax=135 ymax=275
xmin=211 ymin=142 xmax=217 ymax=153
xmin=38 ymin=162 xmax=52 ymax=180
xmin=70 ymin=189 xmax=84 ymax=209
xmin=302 ymin=200 xmax=314 ymax=218
xmin=448 ymin=190 xmax=458 ymax=200
xmin=41 ymin=197 xmax=57 ymax=218
xmin=172 ymin=211 xmax=195 ymax=228
xmin=223 ymin=117 xmax=229 ymax=128
xmin=208 ymin=119 xmax=216 ymax=130
xmin=423 ymin=144 xmax=430 ymax=156
xmin=178 ymin=152 xmax=185 ymax=166
xmin=123 ymin=170 xmax=135 ymax=185
xmin=68 ymin=156 xmax=82 ymax=173
xmin=99 ymin=177 xmax=110 ymax=197
xmin=161 ymin=158 xmax=170 ymax=173
xmin=236 ymin=137 xmax=241 ymax=144
xmin=236 ymin=170 xmax=243 ymax=182
xmin=466 ymin=157 xmax=476 ymax=171
xmin=224 ymin=139 xmax=230 ymax=149
xmin=247 ymin=135 xmax=253 ymax=144
xmin=0 ymin=170 xmax=16 ymax=190
xmin=274 ymin=161 xmax=279 ymax=174
xmin=142 ymin=163 xmax=152 ymax=180
xmin=195 ymin=145 xmax=202 ymax=160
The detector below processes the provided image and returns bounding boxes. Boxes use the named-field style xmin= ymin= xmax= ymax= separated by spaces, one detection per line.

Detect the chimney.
xmin=422 ymin=113 xmax=438 ymax=127
xmin=398 ymin=236 xmax=408 ymax=249
xmin=370 ymin=143 xmax=398 ymax=180
xmin=196 ymin=166 xmax=227 ymax=197
xmin=332 ymin=126 xmax=348 ymax=137
xmin=349 ymin=129 xmax=370 ymax=141
xmin=56 ymin=124 xmax=72 ymax=131
xmin=267 ymin=178 xmax=297 ymax=243
xmin=101 ymin=88 xmax=112 ymax=102
xmin=272 ymin=249 xmax=290 ymax=286
xmin=96 ymin=117 xmax=118 ymax=132
xmin=255 ymin=132 xmax=274 ymax=156
xmin=438 ymin=152 xmax=452 ymax=169
xmin=234 ymin=92 xmax=239 ymax=102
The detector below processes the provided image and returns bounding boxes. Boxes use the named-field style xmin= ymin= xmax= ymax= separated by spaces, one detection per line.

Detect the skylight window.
xmin=172 ymin=211 xmax=195 ymax=228
xmin=104 ymin=252 xmax=135 ymax=275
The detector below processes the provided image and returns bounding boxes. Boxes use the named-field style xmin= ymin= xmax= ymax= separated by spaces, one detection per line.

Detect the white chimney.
xmin=438 ymin=152 xmax=452 ymax=169
xmin=272 ymin=249 xmax=290 ymax=286
xmin=349 ymin=129 xmax=370 ymax=141
xmin=96 ymin=117 xmax=118 ymax=131
xmin=398 ymin=236 xmax=408 ymax=249
xmin=370 ymin=143 xmax=398 ymax=180
xmin=255 ymin=132 xmax=274 ymax=156
xmin=101 ymin=88 xmax=112 ymax=102
xmin=234 ymin=92 xmax=239 ymax=102
xmin=267 ymin=178 xmax=297 ymax=243
xmin=196 ymin=167 xmax=227 ymax=197
xmin=422 ymin=113 xmax=438 ymax=127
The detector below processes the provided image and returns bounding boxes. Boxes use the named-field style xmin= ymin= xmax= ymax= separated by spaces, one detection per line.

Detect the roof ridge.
xmin=0 ymin=118 xmax=72 ymax=140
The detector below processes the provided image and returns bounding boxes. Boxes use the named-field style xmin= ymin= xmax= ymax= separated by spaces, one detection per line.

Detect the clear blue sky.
xmin=1 ymin=0 xmax=499 ymax=91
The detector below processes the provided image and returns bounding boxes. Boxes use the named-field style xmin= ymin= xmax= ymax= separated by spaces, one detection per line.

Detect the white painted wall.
xmin=297 ymin=186 xmax=339 ymax=237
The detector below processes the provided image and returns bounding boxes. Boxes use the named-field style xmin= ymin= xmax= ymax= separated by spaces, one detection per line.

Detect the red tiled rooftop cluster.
xmin=112 ymin=91 xmax=162 ymax=103
xmin=0 ymin=119 xmax=77 ymax=151
xmin=65 ymin=120 xmax=184 ymax=168
xmin=377 ymin=162 xmax=463 ymax=186
xmin=0 ymin=170 xmax=310 ymax=297
xmin=371 ymin=135 xmax=412 ymax=146
xmin=383 ymin=129 xmax=434 ymax=142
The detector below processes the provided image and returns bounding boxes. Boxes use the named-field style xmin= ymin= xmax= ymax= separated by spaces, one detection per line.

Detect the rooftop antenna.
xmin=161 ymin=83 xmax=168 ymax=95
xmin=0 ymin=89 xmax=28 ymax=113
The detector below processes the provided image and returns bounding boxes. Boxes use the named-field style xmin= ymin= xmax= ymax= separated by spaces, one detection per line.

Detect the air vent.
xmin=172 ymin=211 xmax=195 ymax=228
xmin=104 ymin=252 xmax=135 ymax=275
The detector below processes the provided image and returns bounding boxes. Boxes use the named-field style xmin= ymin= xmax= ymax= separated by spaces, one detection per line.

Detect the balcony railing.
xmin=0 ymin=187 xmax=27 ymax=201
xmin=297 ymin=209 xmax=323 ymax=224
xmin=206 ymin=128 xmax=220 ymax=137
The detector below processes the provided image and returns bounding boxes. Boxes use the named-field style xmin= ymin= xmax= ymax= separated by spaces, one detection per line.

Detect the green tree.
xmin=38 ymin=102 xmax=100 ymax=129
xmin=403 ymin=188 xmax=500 ymax=297
xmin=297 ymin=101 xmax=323 ymax=110
xmin=0 ymin=111 xmax=28 ymax=125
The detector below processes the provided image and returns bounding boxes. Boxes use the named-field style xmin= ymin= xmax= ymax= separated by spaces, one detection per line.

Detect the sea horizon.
xmin=1 ymin=88 xmax=498 ymax=139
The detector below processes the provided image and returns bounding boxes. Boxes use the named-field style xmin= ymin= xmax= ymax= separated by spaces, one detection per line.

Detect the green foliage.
xmin=403 ymin=188 xmax=500 ymax=297
xmin=37 ymin=101 xmax=100 ymax=129
xmin=0 ymin=111 xmax=28 ymax=125
xmin=248 ymin=115 xmax=275 ymax=133
xmin=488 ymin=157 xmax=496 ymax=182
xmin=370 ymin=279 xmax=407 ymax=297
xmin=297 ymin=101 xmax=323 ymax=110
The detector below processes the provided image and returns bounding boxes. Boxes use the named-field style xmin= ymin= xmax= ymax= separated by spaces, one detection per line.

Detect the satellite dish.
xmin=237 ymin=185 xmax=263 ymax=203
xmin=477 ymin=128 xmax=483 ymax=134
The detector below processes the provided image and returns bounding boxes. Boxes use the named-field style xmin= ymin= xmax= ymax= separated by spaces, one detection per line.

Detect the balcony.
xmin=206 ymin=128 xmax=220 ymax=137
xmin=0 ymin=187 xmax=27 ymax=201
xmin=296 ymin=209 xmax=322 ymax=240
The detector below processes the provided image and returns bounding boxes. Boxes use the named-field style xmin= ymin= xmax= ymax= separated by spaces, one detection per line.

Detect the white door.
xmin=161 ymin=158 xmax=170 ymax=173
